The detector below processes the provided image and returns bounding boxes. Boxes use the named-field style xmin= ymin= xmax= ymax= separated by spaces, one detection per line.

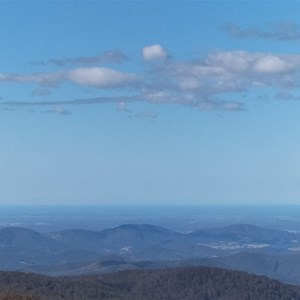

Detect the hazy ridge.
xmin=1 ymin=223 xmax=300 ymax=284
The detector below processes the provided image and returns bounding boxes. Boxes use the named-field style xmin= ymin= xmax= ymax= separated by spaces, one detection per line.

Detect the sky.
xmin=1 ymin=1 xmax=300 ymax=205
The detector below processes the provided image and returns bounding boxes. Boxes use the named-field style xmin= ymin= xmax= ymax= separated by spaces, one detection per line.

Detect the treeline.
xmin=0 ymin=267 xmax=299 ymax=300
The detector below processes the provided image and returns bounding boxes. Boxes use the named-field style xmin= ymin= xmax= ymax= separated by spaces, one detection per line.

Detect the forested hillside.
xmin=0 ymin=267 xmax=299 ymax=300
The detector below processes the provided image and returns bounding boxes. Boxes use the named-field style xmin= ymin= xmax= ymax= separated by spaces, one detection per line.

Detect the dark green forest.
xmin=0 ymin=267 xmax=299 ymax=300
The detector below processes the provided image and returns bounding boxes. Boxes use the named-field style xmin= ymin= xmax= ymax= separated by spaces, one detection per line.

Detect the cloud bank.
xmin=2 ymin=45 xmax=300 ymax=113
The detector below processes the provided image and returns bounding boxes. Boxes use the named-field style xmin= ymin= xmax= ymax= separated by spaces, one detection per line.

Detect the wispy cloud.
xmin=130 ymin=110 xmax=158 ymax=120
xmin=0 ymin=71 xmax=64 ymax=87
xmin=29 ymin=60 xmax=46 ymax=66
xmin=49 ymin=50 xmax=127 ymax=66
xmin=0 ymin=67 xmax=139 ymax=89
xmin=2 ymin=95 xmax=139 ymax=107
xmin=116 ymin=101 xmax=132 ymax=113
xmin=2 ymin=45 xmax=300 ymax=114
xmin=32 ymin=88 xmax=52 ymax=96
xmin=30 ymin=50 xmax=127 ymax=67
xmin=44 ymin=106 xmax=71 ymax=115
xmin=138 ymin=50 xmax=300 ymax=111
xmin=223 ymin=22 xmax=300 ymax=41
xmin=274 ymin=91 xmax=300 ymax=101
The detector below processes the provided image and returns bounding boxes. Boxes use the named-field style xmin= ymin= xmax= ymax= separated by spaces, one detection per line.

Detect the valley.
xmin=1 ymin=223 xmax=300 ymax=284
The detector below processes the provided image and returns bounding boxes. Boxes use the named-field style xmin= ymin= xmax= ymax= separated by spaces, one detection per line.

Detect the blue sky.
xmin=1 ymin=1 xmax=300 ymax=205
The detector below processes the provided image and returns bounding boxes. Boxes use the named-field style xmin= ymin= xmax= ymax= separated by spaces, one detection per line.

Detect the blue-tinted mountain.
xmin=47 ymin=224 xmax=220 ymax=260
xmin=189 ymin=223 xmax=299 ymax=249
xmin=1 ymin=223 xmax=300 ymax=284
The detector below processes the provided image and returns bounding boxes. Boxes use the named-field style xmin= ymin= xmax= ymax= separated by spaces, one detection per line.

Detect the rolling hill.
xmin=1 ymin=223 xmax=300 ymax=284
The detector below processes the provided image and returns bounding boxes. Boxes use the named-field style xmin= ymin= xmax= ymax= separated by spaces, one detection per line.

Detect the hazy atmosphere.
xmin=1 ymin=1 xmax=300 ymax=205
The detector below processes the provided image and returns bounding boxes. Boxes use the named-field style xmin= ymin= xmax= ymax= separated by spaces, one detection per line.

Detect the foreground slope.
xmin=0 ymin=267 xmax=299 ymax=300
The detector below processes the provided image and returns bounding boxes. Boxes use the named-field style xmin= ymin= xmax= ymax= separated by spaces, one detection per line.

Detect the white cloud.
xmin=253 ymin=55 xmax=292 ymax=73
xmin=3 ymin=49 xmax=300 ymax=113
xmin=206 ymin=51 xmax=251 ymax=72
xmin=205 ymin=51 xmax=295 ymax=74
xmin=142 ymin=45 xmax=168 ymax=61
xmin=179 ymin=78 xmax=201 ymax=90
xmin=68 ymin=67 xmax=137 ymax=88
xmin=161 ymin=51 xmax=300 ymax=97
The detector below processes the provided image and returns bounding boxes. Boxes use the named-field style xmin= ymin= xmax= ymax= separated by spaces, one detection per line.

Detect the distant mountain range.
xmin=1 ymin=223 xmax=300 ymax=284
xmin=0 ymin=267 xmax=299 ymax=300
